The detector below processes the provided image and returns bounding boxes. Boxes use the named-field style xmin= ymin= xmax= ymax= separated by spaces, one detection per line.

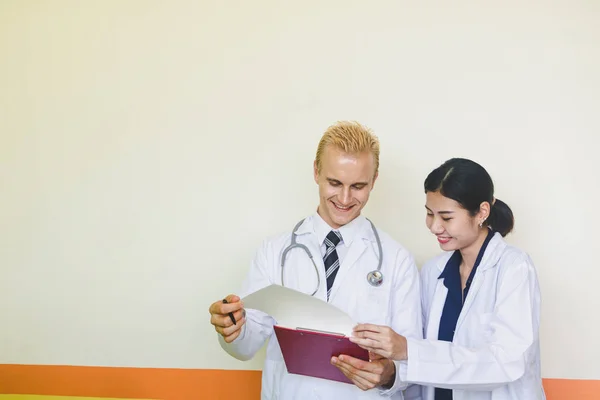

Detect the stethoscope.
xmin=280 ymin=218 xmax=384 ymax=296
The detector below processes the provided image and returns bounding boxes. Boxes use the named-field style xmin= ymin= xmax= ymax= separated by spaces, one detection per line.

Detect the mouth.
xmin=437 ymin=236 xmax=452 ymax=244
xmin=331 ymin=201 xmax=354 ymax=213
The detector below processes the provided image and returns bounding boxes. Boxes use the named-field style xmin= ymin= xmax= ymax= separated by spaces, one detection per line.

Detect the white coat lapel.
xmin=455 ymin=270 xmax=486 ymax=332
xmin=455 ymin=233 xmax=505 ymax=332
xmin=327 ymin=217 xmax=372 ymax=303
xmin=426 ymin=255 xmax=452 ymax=339
xmin=327 ymin=237 xmax=367 ymax=303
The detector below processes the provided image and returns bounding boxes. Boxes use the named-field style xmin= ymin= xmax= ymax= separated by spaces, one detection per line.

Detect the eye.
xmin=352 ymin=184 xmax=366 ymax=190
xmin=329 ymin=181 xmax=341 ymax=187
xmin=442 ymin=217 xmax=453 ymax=222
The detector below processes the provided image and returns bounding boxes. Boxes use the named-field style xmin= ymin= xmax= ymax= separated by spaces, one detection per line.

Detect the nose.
xmin=430 ymin=218 xmax=444 ymax=235
xmin=339 ymin=187 xmax=352 ymax=205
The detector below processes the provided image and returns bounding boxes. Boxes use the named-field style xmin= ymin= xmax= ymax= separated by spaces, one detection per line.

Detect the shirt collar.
xmin=312 ymin=211 xmax=364 ymax=248
xmin=438 ymin=228 xmax=495 ymax=280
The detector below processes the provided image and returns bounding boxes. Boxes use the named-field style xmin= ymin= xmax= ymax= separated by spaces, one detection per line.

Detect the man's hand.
xmin=331 ymin=354 xmax=396 ymax=391
xmin=208 ymin=294 xmax=246 ymax=343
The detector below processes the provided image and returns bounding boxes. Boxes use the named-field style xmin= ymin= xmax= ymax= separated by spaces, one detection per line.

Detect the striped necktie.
xmin=324 ymin=230 xmax=342 ymax=300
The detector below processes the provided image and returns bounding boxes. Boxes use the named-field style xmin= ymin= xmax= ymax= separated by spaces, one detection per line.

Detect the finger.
xmin=208 ymin=299 xmax=244 ymax=315
xmin=332 ymin=358 xmax=375 ymax=390
xmin=225 ymin=294 xmax=241 ymax=303
xmin=215 ymin=317 xmax=245 ymax=337
xmin=351 ymin=330 xmax=386 ymax=342
xmin=351 ymin=341 xmax=391 ymax=359
xmin=350 ymin=341 xmax=379 ymax=354
xmin=210 ymin=308 xmax=236 ymax=326
xmin=349 ymin=336 xmax=385 ymax=351
xmin=353 ymin=323 xmax=384 ymax=333
xmin=222 ymin=323 xmax=244 ymax=343
xmin=336 ymin=364 xmax=373 ymax=390
xmin=228 ymin=308 xmax=245 ymax=324
xmin=363 ymin=347 xmax=390 ymax=359
xmin=210 ymin=308 xmax=245 ymax=329
xmin=210 ymin=313 xmax=229 ymax=328
xmin=236 ymin=308 xmax=246 ymax=320
xmin=223 ymin=317 xmax=245 ymax=336
xmin=338 ymin=354 xmax=382 ymax=374
xmin=333 ymin=357 xmax=380 ymax=388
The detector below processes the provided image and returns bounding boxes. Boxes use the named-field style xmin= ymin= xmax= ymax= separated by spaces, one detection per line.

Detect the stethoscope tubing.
xmin=280 ymin=217 xmax=384 ymax=296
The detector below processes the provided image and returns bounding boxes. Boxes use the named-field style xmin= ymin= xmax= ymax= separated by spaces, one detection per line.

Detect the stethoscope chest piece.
xmin=366 ymin=270 xmax=383 ymax=287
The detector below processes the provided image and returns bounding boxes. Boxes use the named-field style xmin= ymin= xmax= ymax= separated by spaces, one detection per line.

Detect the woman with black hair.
xmin=350 ymin=158 xmax=546 ymax=400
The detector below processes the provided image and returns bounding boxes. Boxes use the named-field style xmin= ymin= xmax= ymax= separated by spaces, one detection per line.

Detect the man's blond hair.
xmin=315 ymin=121 xmax=380 ymax=176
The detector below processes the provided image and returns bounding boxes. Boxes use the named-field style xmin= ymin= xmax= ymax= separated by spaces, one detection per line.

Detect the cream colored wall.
xmin=1 ymin=0 xmax=599 ymax=380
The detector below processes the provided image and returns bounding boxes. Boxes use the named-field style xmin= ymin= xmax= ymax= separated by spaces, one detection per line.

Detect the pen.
xmin=222 ymin=299 xmax=237 ymax=325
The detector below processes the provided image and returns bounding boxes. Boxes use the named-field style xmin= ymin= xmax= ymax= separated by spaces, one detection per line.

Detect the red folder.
xmin=273 ymin=325 xmax=370 ymax=384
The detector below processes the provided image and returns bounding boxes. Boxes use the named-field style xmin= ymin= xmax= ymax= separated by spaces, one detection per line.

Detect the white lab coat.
xmin=399 ymin=232 xmax=546 ymax=400
xmin=218 ymin=214 xmax=423 ymax=400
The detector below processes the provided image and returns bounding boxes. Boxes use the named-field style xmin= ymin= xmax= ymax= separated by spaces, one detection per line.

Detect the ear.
xmin=371 ymin=171 xmax=379 ymax=190
xmin=478 ymin=201 xmax=491 ymax=223
xmin=313 ymin=160 xmax=319 ymax=184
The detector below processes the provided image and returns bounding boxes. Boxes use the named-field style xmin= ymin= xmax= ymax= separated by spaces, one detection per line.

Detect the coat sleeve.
xmin=402 ymin=257 xmax=541 ymax=391
xmin=218 ymin=238 xmax=277 ymax=361
xmin=378 ymin=248 xmax=424 ymax=398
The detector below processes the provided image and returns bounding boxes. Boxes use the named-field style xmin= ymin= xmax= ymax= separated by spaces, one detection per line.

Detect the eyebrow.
xmin=425 ymin=205 xmax=455 ymax=214
xmin=327 ymin=177 xmax=369 ymax=186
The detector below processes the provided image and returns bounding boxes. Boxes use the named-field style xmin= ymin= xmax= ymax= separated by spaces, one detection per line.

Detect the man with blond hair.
xmin=209 ymin=121 xmax=422 ymax=399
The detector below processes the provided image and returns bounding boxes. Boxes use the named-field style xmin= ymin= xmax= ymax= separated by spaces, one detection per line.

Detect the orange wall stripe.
xmin=0 ymin=396 xmax=147 ymax=400
xmin=0 ymin=365 xmax=261 ymax=400
xmin=542 ymin=379 xmax=600 ymax=400
xmin=1 ymin=364 xmax=599 ymax=400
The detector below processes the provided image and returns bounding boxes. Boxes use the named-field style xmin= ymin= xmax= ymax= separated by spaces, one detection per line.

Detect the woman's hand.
xmin=350 ymin=324 xmax=408 ymax=361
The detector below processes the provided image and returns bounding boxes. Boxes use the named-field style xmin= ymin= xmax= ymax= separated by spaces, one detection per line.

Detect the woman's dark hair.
xmin=424 ymin=158 xmax=514 ymax=236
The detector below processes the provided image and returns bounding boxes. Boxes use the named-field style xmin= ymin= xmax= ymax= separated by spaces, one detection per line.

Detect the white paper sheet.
xmin=241 ymin=284 xmax=356 ymax=336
